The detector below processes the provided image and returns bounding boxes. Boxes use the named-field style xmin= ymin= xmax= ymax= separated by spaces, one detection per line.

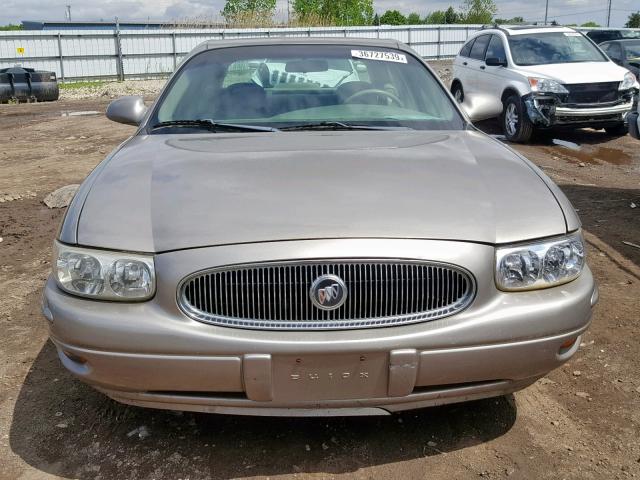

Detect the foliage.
xmin=580 ymin=21 xmax=600 ymax=27
xmin=292 ymin=0 xmax=374 ymax=26
xmin=626 ymin=12 xmax=640 ymax=28
xmin=424 ymin=10 xmax=446 ymax=24
xmin=445 ymin=6 xmax=460 ymax=24
xmin=0 ymin=24 xmax=23 ymax=31
xmin=459 ymin=0 xmax=497 ymax=24
xmin=372 ymin=13 xmax=380 ymax=26
xmin=221 ymin=0 xmax=276 ymax=25
xmin=380 ymin=9 xmax=407 ymax=25
xmin=407 ymin=12 xmax=422 ymax=25
xmin=494 ymin=16 xmax=523 ymax=25
xmin=58 ymin=81 xmax=106 ymax=90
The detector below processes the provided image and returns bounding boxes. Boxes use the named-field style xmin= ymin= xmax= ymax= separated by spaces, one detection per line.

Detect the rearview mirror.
xmin=106 ymin=95 xmax=147 ymax=126
xmin=285 ymin=59 xmax=328 ymax=73
xmin=485 ymin=57 xmax=507 ymax=67
xmin=628 ymin=111 xmax=640 ymax=140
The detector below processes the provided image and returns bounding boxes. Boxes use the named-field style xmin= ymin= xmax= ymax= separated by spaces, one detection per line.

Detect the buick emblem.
xmin=309 ymin=274 xmax=347 ymax=311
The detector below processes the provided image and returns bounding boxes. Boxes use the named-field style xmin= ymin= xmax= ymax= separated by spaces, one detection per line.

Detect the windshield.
xmin=508 ymin=32 xmax=608 ymax=66
xmin=625 ymin=41 xmax=640 ymax=60
xmin=151 ymin=44 xmax=464 ymax=132
xmin=621 ymin=31 xmax=640 ymax=39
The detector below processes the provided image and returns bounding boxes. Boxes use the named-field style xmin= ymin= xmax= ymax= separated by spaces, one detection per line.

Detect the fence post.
xmin=172 ymin=32 xmax=177 ymax=71
xmin=114 ymin=26 xmax=125 ymax=81
xmin=436 ymin=26 xmax=441 ymax=59
xmin=57 ymin=33 xmax=65 ymax=83
xmin=407 ymin=26 xmax=412 ymax=47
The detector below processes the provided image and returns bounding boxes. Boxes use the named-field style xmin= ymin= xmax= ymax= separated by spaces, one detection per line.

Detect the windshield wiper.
xmin=150 ymin=119 xmax=280 ymax=132
xmin=279 ymin=121 xmax=410 ymax=131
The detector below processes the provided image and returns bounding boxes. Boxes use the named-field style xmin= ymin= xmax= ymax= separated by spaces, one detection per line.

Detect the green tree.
xmin=445 ymin=6 xmax=459 ymax=23
xmin=424 ymin=10 xmax=446 ymax=24
xmin=221 ymin=0 xmax=276 ymax=23
xmin=0 ymin=23 xmax=23 ymax=30
xmin=495 ymin=16 xmax=523 ymax=24
xmin=460 ymin=0 xmax=497 ymax=24
xmin=380 ymin=9 xmax=407 ymax=25
xmin=580 ymin=21 xmax=600 ymax=27
xmin=372 ymin=13 xmax=380 ymax=25
xmin=293 ymin=0 xmax=373 ymax=25
xmin=407 ymin=12 xmax=422 ymax=24
xmin=626 ymin=12 xmax=640 ymax=28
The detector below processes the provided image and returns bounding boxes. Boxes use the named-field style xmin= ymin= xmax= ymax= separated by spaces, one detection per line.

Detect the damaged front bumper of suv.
xmin=523 ymin=88 xmax=637 ymax=127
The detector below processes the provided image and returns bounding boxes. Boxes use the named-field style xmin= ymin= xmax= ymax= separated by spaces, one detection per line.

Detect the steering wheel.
xmin=344 ymin=88 xmax=404 ymax=108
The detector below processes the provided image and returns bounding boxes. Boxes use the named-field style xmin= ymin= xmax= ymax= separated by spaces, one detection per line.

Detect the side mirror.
xmin=106 ymin=95 xmax=147 ymax=126
xmin=485 ymin=57 xmax=507 ymax=67
xmin=628 ymin=111 xmax=640 ymax=140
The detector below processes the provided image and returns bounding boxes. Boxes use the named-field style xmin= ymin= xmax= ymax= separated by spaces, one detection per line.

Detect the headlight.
xmin=620 ymin=71 xmax=636 ymax=90
xmin=528 ymin=77 xmax=569 ymax=94
xmin=495 ymin=232 xmax=585 ymax=291
xmin=54 ymin=241 xmax=155 ymax=300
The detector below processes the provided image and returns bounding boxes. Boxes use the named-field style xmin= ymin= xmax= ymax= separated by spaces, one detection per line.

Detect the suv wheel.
xmin=604 ymin=123 xmax=628 ymax=136
xmin=502 ymin=95 xmax=534 ymax=143
xmin=451 ymin=83 xmax=464 ymax=104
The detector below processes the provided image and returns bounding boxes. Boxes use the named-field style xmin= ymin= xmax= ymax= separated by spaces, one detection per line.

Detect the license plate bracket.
xmin=271 ymin=353 xmax=389 ymax=401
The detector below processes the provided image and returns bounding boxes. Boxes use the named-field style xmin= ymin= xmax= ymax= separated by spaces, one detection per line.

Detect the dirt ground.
xmin=1 ymin=94 xmax=639 ymax=480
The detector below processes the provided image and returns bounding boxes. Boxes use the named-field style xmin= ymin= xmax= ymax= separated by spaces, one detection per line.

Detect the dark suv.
xmin=585 ymin=29 xmax=640 ymax=44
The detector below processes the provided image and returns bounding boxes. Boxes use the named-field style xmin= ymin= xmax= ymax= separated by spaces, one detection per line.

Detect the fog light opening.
xmin=558 ymin=337 xmax=578 ymax=355
xmin=63 ymin=350 xmax=87 ymax=365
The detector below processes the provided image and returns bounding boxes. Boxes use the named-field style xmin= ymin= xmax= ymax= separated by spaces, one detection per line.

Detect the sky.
xmin=1 ymin=0 xmax=638 ymax=28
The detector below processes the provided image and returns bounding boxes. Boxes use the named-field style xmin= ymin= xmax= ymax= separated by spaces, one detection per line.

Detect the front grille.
xmin=178 ymin=260 xmax=475 ymax=330
xmin=564 ymin=82 xmax=620 ymax=105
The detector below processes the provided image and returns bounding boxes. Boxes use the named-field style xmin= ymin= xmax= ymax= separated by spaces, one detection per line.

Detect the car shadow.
xmin=474 ymin=118 xmax=629 ymax=147
xmin=10 ymin=339 xmax=517 ymax=479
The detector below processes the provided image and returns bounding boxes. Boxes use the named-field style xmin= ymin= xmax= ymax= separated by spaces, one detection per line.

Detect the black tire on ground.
xmin=604 ymin=123 xmax=628 ymax=136
xmin=501 ymin=94 xmax=535 ymax=143
xmin=451 ymin=82 xmax=464 ymax=104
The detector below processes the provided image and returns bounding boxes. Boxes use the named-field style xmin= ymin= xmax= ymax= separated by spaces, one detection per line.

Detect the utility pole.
xmin=65 ymin=5 xmax=72 ymax=22
xmin=606 ymin=0 xmax=612 ymax=27
xmin=544 ymin=0 xmax=549 ymax=25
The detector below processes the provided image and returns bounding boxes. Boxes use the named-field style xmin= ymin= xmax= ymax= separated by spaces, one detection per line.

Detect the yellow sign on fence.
xmin=16 ymin=47 xmax=25 ymax=55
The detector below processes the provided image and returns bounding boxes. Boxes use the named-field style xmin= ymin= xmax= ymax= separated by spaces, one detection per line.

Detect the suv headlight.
xmin=495 ymin=232 xmax=585 ymax=291
xmin=620 ymin=71 xmax=636 ymax=90
xmin=528 ymin=77 xmax=569 ymax=94
xmin=54 ymin=241 xmax=155 ymax=300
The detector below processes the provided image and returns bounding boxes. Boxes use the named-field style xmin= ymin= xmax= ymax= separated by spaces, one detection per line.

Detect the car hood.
xmin=515 ymin=61 xmax=628 ymax=84
xmin=76 ymin=130 xmax=568 ymax=252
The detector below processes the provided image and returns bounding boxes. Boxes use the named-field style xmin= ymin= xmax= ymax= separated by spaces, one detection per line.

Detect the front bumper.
xmin=525 ymin=93 xmax=635 ymax=127
xmin=43 ymin=239 xmax=598 ymax=416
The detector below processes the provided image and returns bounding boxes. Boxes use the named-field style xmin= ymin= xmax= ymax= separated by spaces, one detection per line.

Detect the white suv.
xmin=451 ymin=25 xmax=639 ymax=142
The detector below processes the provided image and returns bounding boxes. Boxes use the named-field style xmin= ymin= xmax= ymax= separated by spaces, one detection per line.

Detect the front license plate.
xmin=272 ymin=353 xmax=389 ymax=401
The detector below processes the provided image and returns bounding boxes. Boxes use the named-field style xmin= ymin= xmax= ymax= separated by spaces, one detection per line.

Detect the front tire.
xmin=604 ymin=123 xmax=628 ymax=136
xmin=501 ymin=94 xmax=534 ymax=143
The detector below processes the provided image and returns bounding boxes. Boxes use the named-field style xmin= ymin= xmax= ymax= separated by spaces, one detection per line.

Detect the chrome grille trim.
xmin=178 ymin=259 xmax=476 ymax=330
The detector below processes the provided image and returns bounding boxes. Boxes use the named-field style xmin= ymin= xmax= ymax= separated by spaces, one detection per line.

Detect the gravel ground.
xmin=58 ymin=60 xmax=455 ymax=100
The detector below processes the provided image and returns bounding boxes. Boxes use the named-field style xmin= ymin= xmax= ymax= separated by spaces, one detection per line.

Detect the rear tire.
xmin=501 ymin=94 xmax=534 ymax=143
xmin=604 ymin=123 xmax=628 ymax=136
xmin=451 ymin=83 xmax=464 ymax=104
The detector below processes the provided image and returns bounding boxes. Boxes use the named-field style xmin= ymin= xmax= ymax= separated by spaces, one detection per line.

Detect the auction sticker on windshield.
xmin=351 ymin=50 xmax=407 ymax=63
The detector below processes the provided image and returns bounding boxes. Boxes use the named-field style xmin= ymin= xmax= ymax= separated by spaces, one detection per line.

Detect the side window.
xmin=609 ymin=43 xmax=623 ymax=60
xmin=459 ymin=38 xmax=475 ymax=57
xmin=485 ymin=35 xmax=506 ymax=62
xmin=469 ymin=35 xmax=490 ymax=60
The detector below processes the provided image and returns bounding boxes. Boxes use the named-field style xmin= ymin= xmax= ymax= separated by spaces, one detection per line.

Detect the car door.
xmin=480 ymin=34 xmax=508 ymax=99
xmin=465 ymin=34 xmax=491 ymax=95
xmin=453 ymin=37 xmax=477 ymax=93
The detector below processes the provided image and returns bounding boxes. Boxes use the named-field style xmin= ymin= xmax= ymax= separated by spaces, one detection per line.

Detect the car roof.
xmin=198 ymin=37 xmax=402 ymax=53
xmin=469 ymin=25 xmax=579 ymax=39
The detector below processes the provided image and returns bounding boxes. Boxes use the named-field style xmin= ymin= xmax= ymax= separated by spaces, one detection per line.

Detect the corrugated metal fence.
xmin=0 ymin=25 xmax=486 ymax=81
xmin=1 ymin=25 xmax=635 ymax=82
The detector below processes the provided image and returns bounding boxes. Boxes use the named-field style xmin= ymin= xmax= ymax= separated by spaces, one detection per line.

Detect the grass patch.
xmin=59 ymin=81 xmax=107 ymax=90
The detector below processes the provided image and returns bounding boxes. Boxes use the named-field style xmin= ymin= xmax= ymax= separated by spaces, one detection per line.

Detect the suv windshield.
xmin=151 ymin=44 xmax=464 ymax=132
xmin=508 ymin=32 xmax=608 ymax=66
